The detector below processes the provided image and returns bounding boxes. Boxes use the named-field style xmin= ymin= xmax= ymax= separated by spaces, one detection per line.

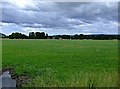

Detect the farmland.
xmin=2 ymin=39 xmax=118 ymax=87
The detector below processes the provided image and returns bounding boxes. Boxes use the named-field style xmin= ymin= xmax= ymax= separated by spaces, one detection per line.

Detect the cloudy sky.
xmin=0 ymin=0 xmax=119 ymax=36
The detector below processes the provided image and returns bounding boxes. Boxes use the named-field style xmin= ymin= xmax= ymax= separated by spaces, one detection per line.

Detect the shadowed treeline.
xmin=1 ymin=32 xmax=120 ymax=40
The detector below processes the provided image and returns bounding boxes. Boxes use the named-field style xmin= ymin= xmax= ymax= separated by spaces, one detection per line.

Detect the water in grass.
xmin=0 ymin=71 xmax=16 ymax=88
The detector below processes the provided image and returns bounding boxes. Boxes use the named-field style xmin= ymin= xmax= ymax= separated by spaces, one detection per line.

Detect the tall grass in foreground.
xmin=23 ymin=68 xmax=118 ymax=87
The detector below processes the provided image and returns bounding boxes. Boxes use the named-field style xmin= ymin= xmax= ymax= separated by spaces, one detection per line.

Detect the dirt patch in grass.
xmin=1 ymin=67 xmax=30 ymax=87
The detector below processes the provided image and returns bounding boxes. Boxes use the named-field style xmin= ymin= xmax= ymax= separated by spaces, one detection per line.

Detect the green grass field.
xmin=2 ymin=39 xmax=118 ymax=87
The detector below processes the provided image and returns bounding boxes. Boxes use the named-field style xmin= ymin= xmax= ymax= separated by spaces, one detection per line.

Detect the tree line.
xmin=1 ymin=32 xmax=120 ymax=40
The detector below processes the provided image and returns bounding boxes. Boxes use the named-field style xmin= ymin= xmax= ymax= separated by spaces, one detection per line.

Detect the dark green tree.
xmin=29 ymin=32 xmax=35 ymax=39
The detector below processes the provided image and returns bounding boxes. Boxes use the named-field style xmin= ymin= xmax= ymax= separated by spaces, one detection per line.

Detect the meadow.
xmin=2 ymin=39 xmax=118 ymax=87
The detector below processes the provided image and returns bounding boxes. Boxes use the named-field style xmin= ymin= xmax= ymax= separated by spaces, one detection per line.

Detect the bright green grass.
xmin=0 ymin=39 xmax=2 ymax=69
xmin=2 ymin=39 xmax=118 ymax=87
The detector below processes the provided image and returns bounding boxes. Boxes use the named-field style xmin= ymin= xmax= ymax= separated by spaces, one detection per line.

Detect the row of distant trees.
xmin=9 ymin=33 xmax=28 ymax=39
xmin=52 ymin=34 xmax=120 ymax=40
xmin=29 ymin=32 xmax=48 ymax=39
xmin=8 ymin=32 xmax=48 ymax=39
xmin=3 ymin=32 xmax=120 ymax=40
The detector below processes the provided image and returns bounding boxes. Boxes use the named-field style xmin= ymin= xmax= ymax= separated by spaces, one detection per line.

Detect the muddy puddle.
xmin=0 ymin=68 xmax=30 ymax=88
xmin=0 ymin=71 xmax=16 ymax=88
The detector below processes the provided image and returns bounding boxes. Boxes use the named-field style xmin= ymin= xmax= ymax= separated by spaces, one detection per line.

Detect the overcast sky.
xmin=0 ymin=0 xmax=119 ymax=35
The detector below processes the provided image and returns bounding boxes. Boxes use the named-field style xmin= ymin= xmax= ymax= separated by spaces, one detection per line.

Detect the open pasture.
xmin=2 ymin=39 xmax=118 ymax=87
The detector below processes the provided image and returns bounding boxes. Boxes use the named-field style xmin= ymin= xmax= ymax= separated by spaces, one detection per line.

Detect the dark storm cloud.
xmin=1 ymin=1 xmax=118 ymax=35
xmin=55 ymin=2 xmax=117 ymax=21
xmin=2 ymin=2 xmax=117 ymax=23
